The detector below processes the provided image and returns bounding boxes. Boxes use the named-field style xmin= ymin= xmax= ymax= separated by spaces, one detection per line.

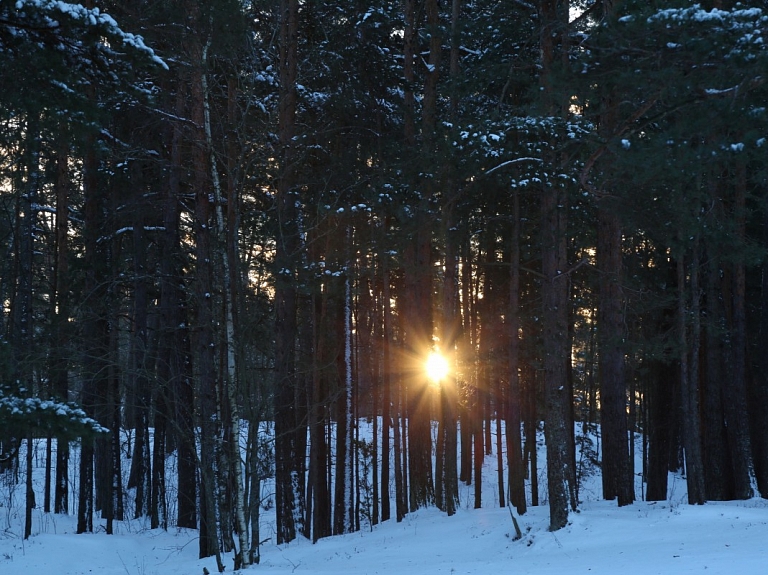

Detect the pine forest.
xmin=1 ymin=0 xmax=768 ymax=570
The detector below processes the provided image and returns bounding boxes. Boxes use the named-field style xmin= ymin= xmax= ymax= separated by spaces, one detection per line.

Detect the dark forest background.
xmin=1 ymin=0 xmax=767 ymax=570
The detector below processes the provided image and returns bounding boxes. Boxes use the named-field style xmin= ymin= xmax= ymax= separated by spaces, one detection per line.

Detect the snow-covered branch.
xmin=485 ymin=157 xmax=543 ymax=175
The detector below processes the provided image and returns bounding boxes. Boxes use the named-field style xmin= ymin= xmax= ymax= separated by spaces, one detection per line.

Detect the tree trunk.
xmin=645 ymin=360 xmax=674 ymax=501
xmin=343 ymin=261 xmax=355 ymax=533
xmin=523 ymin=357 xmax=539 ymax=507
xmin=722 ymin=165 xmax=755 ymax=499
xmin=150 ymin=398 xmax=167 ymax=530
xmin=165 ymin=85 xmax=197 ymax=531
xmin=247 ymin=421 xmax=263 ymax=564
xmin=753 ymin=206 xmax=768 ymax=497
xmin=308 ymin=287 xmax=330 ymax=541
xmin=189 ymin=26 xmax=224 ymax=566
xmin=646 ymin=260 xmax=680 ymax=501
xmin=107 ymin=336 xmax=124 ymax=531
xmin=678 ymin=252 xmax=706 ymax=505
xmin=44 ymin=435 xmax=52 ymax=514
xmin=598 ymin=207 xmax=633 ymax=505
xmin=593 ymin=0 xmax=634 ymax=508
xmin=405 ymin=228 xmax=435 ymax=512
xmin=473 ymin=387 xmax=483 ymax=508
xmin=24 ymin=435 xmax=34 ymax=539
xmin=128 ymin=218 xmax=152 ymax=520
xmin=77 ymin=135 xmax=101 ymax=535
xmin=703 ymin=253 xmax=731 ymax=500
xmin=507 ymin=190 xmax=527 ymax=515
xmin=404 ymin=0 xmax=437 ymax=514
xmin=539 ymin=0 xmax=574 ymax=531
xmin=381 ymin=259 xmax=393 ymax=522
xmin=194 ymin=178 xmax=222 ymax=567
xmin=201 ymin=40 xmax=250 ymax=564
xmin=496 ymin=386 xmax=505 ymax=507
xmin=52 ymin=141 xmax=70 ymax=515
xmin=540 ymin=180 xmax=573 ymax=529
xmin=394 ymin=362 xmax=406 ymax=521
xmin=439 ymin=204 xmax=459 ymax=516
xmin=274 ymin=0 xmax=305 ymax=544
xmin=439 ymin=0 xmax=462 ymax=519
xmin=333 ymin=262 xmax=355 ymax=535
xmin=460 ymin=240 xmax=473 ymax=485
xmin=11 ymin=120 xmax=38 ymax=388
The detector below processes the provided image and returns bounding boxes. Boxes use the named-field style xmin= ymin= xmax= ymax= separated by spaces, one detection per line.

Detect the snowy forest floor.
xmin=1 ymin=424 xmax=767 ymax=575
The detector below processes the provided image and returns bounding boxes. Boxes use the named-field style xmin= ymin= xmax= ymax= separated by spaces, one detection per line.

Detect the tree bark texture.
xmin=677 ymin=254 xmax=706 ymax=505
xmin=274 ymin=0 xmax=305 ymax=545
xmin=507 ymin=190 xmax=527 ymax=515
xmin=597 ymin=207 xmax=633 ymax=505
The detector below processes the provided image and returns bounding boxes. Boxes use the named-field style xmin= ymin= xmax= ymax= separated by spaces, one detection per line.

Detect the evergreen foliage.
xmin=1 ymin=0 xmax=768 ymax=562
xmin=0 ymin=0 xmax=166 ymax=119
xmin=0 ymin=391 xmax=107 ymax=441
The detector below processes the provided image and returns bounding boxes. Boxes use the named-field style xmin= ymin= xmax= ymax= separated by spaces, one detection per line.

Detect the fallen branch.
xmin=508 ymin=502 xmax=523 ymax=541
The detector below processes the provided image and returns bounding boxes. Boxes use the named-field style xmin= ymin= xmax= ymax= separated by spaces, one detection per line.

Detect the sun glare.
xmin=425 ymin=352 xmax=449 ymax=384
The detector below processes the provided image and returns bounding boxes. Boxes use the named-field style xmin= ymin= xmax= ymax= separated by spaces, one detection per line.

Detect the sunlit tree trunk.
xmin=459 ymin=240 xmax=473 ymax=485
xmin=381 ymin=257 xmax=394 ymax=522
xmin=438 ymin=204 xmax=459 ymax=516
xmin=393 ymin=320 xmax=407 ymax=521
xmin=441 ymin=0 xmax=462 ymax=518
xmin=405 ymin=226 xmax=435 ymax=512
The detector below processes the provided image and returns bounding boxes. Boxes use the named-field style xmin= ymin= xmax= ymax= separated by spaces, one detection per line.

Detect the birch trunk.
xmin=201 ymin=39 xmax=250 ymax=567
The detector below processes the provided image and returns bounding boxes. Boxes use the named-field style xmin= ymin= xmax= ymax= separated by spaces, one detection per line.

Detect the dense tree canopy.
xmin=1 ymin=0 xmax=767 ymax=568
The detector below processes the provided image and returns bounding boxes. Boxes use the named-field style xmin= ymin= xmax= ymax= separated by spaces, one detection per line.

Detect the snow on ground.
xmin=1 ymin=427 xmax=767 ymax=575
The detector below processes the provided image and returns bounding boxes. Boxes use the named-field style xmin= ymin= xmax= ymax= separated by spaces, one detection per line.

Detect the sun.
xmin=425 ymin=352 xmax=449 ymax=384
